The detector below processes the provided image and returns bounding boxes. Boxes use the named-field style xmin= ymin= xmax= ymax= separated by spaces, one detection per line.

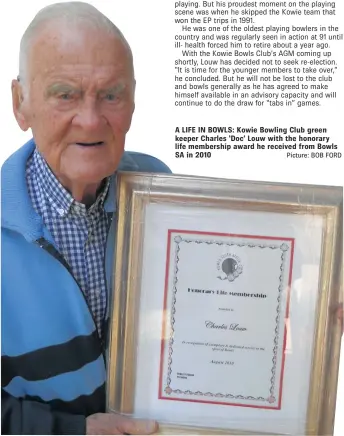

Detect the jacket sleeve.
xmin=1 ymin=390 xmax=86 ymax=435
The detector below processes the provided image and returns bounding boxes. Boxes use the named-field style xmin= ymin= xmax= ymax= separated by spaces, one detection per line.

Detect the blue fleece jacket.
xmin=1 ymin=139 xmax=171 ymax=435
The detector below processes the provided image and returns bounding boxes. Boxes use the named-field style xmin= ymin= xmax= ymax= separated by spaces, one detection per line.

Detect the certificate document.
xmin=126 ymin=203 xmax=323 ymax=435
xmin=159 ymin=230 xmax=294 ymax=410
xmin=107 ymin=174 xmax=342 ymax=436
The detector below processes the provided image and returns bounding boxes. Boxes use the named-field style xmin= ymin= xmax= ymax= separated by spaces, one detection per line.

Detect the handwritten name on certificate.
xmin=159 ymin=230 xmax=294 ymax=409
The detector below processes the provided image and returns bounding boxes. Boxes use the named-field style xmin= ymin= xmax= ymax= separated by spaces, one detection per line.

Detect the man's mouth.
xmin=76 ymin=141 xmax=104 ymax=147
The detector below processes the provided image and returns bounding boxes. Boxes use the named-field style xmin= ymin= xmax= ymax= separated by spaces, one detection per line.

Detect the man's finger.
xmin=117 ymin=416 xmax=158 ymax=435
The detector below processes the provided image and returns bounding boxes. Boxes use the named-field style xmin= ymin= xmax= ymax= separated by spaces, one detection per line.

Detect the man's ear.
xmin=12 ymin=79 xmax=30 ymax=131
xmin=125 ymin=102 xmax=135 ymax=134
xmin=125 ymin=82 xmax=136 ymax=133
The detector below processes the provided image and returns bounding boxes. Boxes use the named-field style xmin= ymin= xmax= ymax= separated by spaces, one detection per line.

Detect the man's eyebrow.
xmin=45 ymin=83 xmax=77 ymax=96
xmin=98 ymin=83 xmax=126 ymax=94
xmin=44 ymin=82 xmax=128 ymax=97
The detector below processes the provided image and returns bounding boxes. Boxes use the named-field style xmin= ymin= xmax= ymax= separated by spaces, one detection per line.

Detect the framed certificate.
xmin=106 ymin=173 xmax=343 ymax=435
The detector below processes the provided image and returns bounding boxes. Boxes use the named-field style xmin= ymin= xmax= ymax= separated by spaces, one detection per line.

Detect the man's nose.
xmin=72 ymin=100 xmax=105 ymax=131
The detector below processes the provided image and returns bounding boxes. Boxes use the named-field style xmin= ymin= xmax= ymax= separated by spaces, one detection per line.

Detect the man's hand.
xmin=86 ymin=413 xmax=158 ymax=435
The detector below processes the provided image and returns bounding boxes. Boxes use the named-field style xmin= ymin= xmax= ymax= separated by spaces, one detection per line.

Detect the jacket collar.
xmin=1 ymin=139 xmax=43 ymax=241
xmin=1 ymin=139 xmax=140 ymax=240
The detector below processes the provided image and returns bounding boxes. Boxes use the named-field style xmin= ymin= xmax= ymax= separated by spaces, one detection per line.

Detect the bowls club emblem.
xmin=217 ymin=255 xmax=243 ymax=282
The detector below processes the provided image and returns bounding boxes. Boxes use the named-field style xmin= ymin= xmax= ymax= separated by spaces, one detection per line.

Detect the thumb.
xmin=117 ymin=417 xmax=158 ymax=435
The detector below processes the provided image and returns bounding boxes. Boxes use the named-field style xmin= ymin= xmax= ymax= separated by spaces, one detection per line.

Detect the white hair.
xmin=18 ymin=1 xmax=134 ymax=88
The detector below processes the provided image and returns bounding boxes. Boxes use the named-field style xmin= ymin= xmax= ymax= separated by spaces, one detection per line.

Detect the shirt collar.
xmin=32 ymin=148 xmax=110 ymax=217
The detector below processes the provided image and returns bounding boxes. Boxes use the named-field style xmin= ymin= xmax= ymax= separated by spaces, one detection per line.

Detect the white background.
xmin=0 ymin=1 xmax=342 ymax=434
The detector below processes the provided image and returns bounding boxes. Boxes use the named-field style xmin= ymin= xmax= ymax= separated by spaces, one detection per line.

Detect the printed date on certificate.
xmin=159 ymin=230 xmax=294 ymax=409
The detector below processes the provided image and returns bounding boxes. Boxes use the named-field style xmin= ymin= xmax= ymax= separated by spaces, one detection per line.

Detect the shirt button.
xmin=57 ymin=208 xmax=65 ymax=216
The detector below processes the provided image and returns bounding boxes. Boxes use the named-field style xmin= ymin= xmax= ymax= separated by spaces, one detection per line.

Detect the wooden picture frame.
xmin=107 ymin=172 xmax=342 ymax=436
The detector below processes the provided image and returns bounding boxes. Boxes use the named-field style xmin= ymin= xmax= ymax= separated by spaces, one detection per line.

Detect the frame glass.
xmin=107 ymin=172 xmax=342 ymax=436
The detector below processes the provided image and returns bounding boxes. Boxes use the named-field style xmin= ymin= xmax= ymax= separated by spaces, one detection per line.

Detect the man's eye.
xmin=104 ymin=93 xmax=117 ymax=101
xmin=58 ymin=93 xmax=72 ymax=100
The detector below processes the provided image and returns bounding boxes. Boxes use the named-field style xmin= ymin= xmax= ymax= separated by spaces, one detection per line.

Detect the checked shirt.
xmin=26 ymin=149 xmax=110 ymax=338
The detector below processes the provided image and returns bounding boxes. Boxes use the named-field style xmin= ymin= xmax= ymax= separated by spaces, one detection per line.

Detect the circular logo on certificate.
xmin=217 ymin=254 xmax=243 ymax=282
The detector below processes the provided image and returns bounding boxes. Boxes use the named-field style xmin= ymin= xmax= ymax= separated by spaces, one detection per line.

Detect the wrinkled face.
xmin=13 ymin=23 xmax=135 ymax=188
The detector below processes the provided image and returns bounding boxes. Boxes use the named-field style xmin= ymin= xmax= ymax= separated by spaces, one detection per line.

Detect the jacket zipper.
xmin=35 ymin=237 xmax=106 ymax=363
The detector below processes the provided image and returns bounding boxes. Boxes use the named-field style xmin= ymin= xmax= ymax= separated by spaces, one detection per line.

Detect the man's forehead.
xmin=29 ymin=21 xmax=131 ymax=68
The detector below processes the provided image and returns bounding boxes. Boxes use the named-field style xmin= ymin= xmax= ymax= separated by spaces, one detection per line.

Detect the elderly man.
xmin=2 ymin=2 xmax=170 ymax=434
